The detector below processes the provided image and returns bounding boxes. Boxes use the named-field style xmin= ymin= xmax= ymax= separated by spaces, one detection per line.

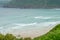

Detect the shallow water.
xmin=0 ymin=8 xmax=60 ymax=33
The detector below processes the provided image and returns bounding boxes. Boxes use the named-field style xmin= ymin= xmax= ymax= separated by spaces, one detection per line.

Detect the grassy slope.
xmin=33 ymin=24 xmax=60 ymax=40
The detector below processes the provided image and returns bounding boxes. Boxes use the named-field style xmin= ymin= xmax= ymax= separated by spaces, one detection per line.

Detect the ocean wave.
xmin=0 ymin=27 xmax=3 ymax=29
xmin=0 ymin=21 xmax=59 ymax=29
xmin=34 ymin=16 xmax=60 ymax=19
xmin=15 ymin=23 xmax=37 ymax=26
xmin=34 ymin=16 xmax=51 ymax=19
xmin=53 ymin=8 xmax=60 ymax=10
xmin=2 ymin=21 xmax=59 ymax=30
xmin=0 ymin=21 xmax=60 ymax=34
xmin=10 ymin=23 xmax=37 ymax=29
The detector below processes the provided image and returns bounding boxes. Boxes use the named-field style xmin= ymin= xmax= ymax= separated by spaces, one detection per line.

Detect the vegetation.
xmin=3 ymin=0 xmax=60 ymax=8
xmin=0 ymin=34 xmax=32 ymax=40
xmin=0 ymin=24 xmax=60 ymax=40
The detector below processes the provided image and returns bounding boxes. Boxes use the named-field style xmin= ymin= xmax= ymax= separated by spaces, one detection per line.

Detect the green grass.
xmin=0 ymin=24 xmax=60 ymax=40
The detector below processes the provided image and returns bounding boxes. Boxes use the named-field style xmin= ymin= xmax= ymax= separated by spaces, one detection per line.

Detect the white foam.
xmin=34 ymin=16 xmax=52 ymax=19
xmin=0 ymin=27 xmax=3 ymax=29
xmin=0 ymin=21 xmax=60 ymax=34
xmin=15 ymin=23 xmax=37 ymax=26
xmin=53 ymin=8 xmax=60 ymax=10
xmin=6 ymin=23 xmax=37 ymax=29
xmin=9 ymin=21 xmax=60 ymax=30
xmin=34 ymin=16 xmax=60 ymax=19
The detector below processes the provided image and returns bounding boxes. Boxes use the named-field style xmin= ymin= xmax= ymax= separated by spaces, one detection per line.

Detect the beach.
xmin=7 ymin=23 xmax=57 ymax=38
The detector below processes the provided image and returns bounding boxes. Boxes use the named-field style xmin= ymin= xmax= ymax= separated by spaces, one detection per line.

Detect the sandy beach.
xmin=7 ymin=24 xmax=56 ymax=38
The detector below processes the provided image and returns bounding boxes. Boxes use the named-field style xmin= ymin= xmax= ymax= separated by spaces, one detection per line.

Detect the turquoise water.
xmin=0 ymin=8 xmax=60 ymax=33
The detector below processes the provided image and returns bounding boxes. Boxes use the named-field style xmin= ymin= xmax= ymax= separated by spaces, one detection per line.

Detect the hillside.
xmin=0 ymin=1 xmax=10 ymax=7
xmin=3 ymin=0 xmax=60 ymax=8
xmin=33 ymin=24 xmax=60 ymax=40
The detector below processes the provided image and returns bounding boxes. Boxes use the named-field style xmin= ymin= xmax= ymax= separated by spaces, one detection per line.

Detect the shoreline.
xmin=0 ymin=23 xmax=60 ymax=40
xmin=0 ymin=23 xmax=59 ymax=38
xmin=6 ymin=23 xmax=57 ymax=38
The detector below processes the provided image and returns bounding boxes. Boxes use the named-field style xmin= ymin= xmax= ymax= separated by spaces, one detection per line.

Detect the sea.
xmin=0 ymin=8 xmax=60 ymax=34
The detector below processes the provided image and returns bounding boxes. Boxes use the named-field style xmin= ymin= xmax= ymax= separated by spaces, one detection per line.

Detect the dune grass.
xmin=0 ymin=24 xmax=60 ymax=40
